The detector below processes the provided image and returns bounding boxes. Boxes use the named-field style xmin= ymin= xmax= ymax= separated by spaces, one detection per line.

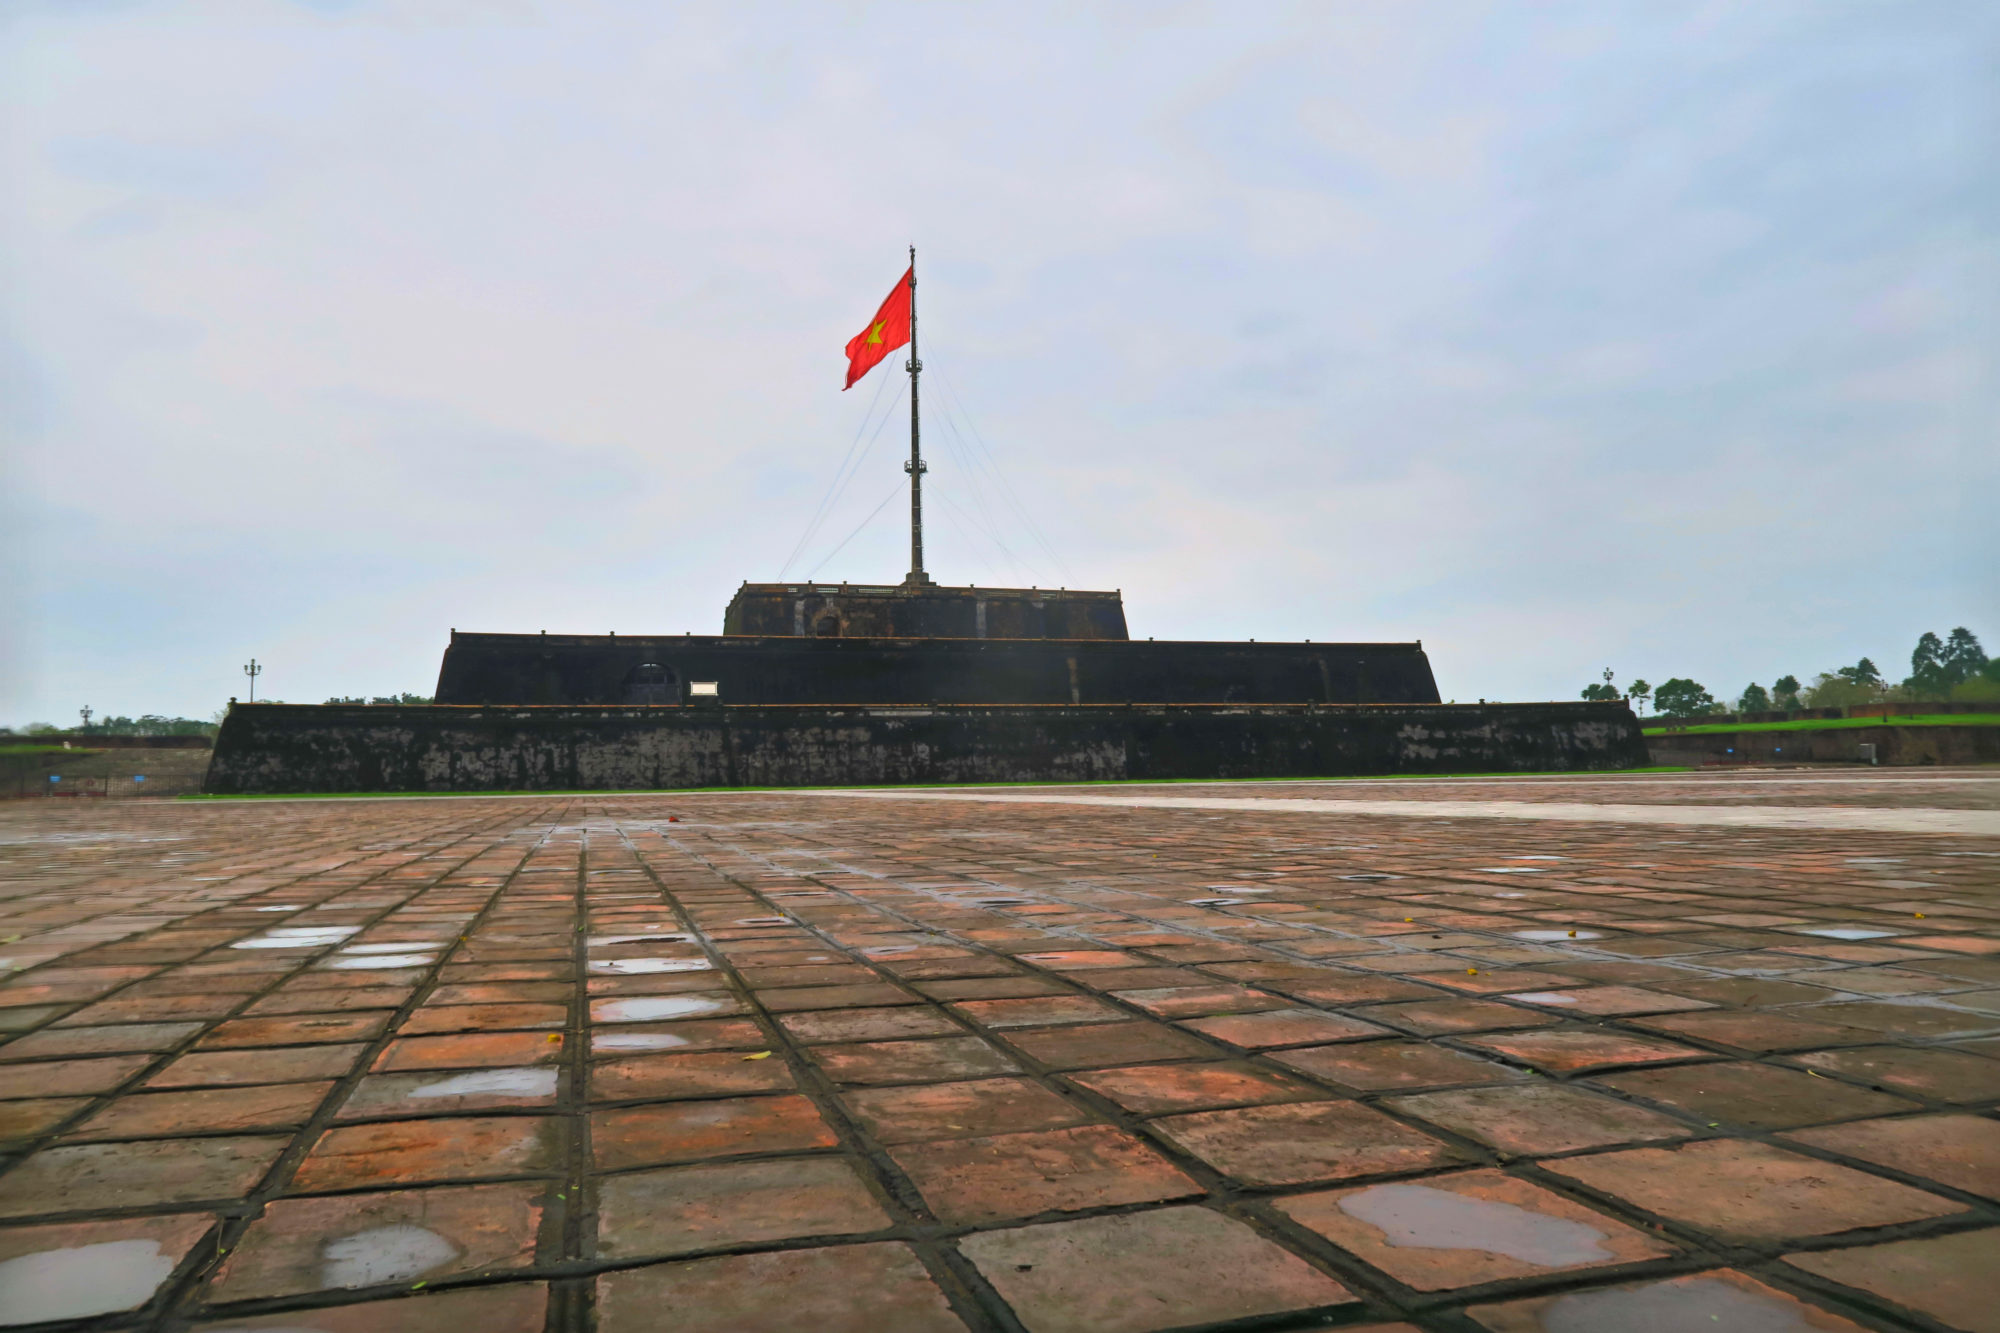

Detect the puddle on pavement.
xmin=1338 ymin=1184 xmax=1612 ymax=1267
xmin=0 ymin=1238 xmax=174 ymax=1321
xmin=1795 ymin=926 xmax=1897 ymax=940
xmin=595 ymin=995 xmax=727 ymax=1022
xmin=319 ymin=1224 xmax=460 ymax=1289
xmin=1538 ymin=1276 xmax=1825 ymax=1332
xmin=1513 ymin=929 xmax=1604 ymax=941
xmin=1506 ymin=991 xmax=1580 ymax=1005
xmin=593 ymin=1032 xmax=693 ymax=1051
xmin=232 ymin=926 xmax=359 ymax=949
xmin=587 ymin=957 xmax=713 ymax=975
xmin=324 ymin=953 xmax=436 ymax=970
xmin=589 ymin=933 xmax=695 ymax=946
xmin=407 ymin=1068 xmax=559 ymax=1100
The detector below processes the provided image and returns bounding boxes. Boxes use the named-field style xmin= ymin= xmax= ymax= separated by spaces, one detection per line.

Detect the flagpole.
xmin=904 ymin=244 xmax=928 ymax=585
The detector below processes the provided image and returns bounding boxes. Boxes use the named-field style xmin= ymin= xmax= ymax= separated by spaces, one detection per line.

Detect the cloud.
xmin=0 ymin=0 xmax=1993 ymax=720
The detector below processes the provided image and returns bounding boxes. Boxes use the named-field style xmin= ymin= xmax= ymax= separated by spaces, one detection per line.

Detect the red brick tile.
xmin=1272 ymin=1040 xmax=1522 ymax=1092
xmin=1356 ymin=998 xmax=1563 ymax=1036
xmin=1594 ymin=1060 xmax=1920 ymax=1130
xmin=1627 ymin=1009 xmax=1874 ymax=1052
xmin=244 ymin=986 xmax=411 ymax=1016
xmin=372 ymin=1032 xmax=565 ymax=1072
xmin=146 ymin=1043 xmax=369 ymax=1087
xmin=892 ymin=1124 xmax=1199 ymax=1225
xmin=1384 ymin=1082 xmax=1691 ymax=1156
xmin=1467 ymin=1269 xmax=1871 ymax=1332
xmin=914 ymin=975 xmax=1065 ymax=1000
xmin=596 ymin=1241 xmax=963 ymax=1333
xmin=1108 ymin=984 xmax=1288 ymax=1018
xmin=0 ymin=1213 xmax=217 ymax=1322
xmin=198 ymin=1013 xmax=389 ymax=1048
xmin=998 ymin=1019 xmax=1216 ymax=1071
xmin=1784 ymin=1229 xmax=2000 ymax=1333
xmin=209 ymin=1181 xmax=544 ymax=1300
xmin=0 ymin=1053 xmax=151 ymax=1097
xmin=1064 ymin=1061 xmax=1323 ymax=1116
xmin=595 ymin=1157 xmax=890 ymax=1259
xmin=1788 ymin=1045 xmax=2000 ymax=1102
xmin=811 ymin=1036 xmax=1019 ymax=1085
xmin=962 ymin=1206 xmax=1353 ymax=1332
xmin=1546 ymin=1138 xmax=1965 ymax=1241
xmin=189 ymin=1282 xmax=547 ymax=1332
xmin=1148 ymin=1100 xmax=1466 ymax=1187
xmin=57 ymin=993 xmax=241 ymax=1023
xmin=66 ymin=1081 xmax=332 ymax=1140
xmin=758 ymin=984 xmax=917 ymax=1012
xmin=588 ymin=993 xmax=744 ymax=1023
xmin=588 ymin=1017 xmax=768 ymax=1056
xmin=337 ymin=1067 xmax=561 ymax=1119
xmin=1783 ymin=1113 xmax=2000 ymax=1199
xmin=1277 ymin=1168 xmax=1673 ymax=1290
xmin=592 ymin=1093 xmax=837 ymax=1169
xmin=1177 ymin=1007 xmax=1392 ymax=1049
xmin=842 ymin=1077 xmax=1090 ymax=1143
xmin=1499 ymin=985 xmax=1713 ymax=1017
xmin=777 ymin=1007 xmax=962 ymax=1043
xmin=0 ymin=1135 xmax=287 ymax=1217
xmin=426 ymin=981 xmax=570 ymax=1005
xmin=292 ymin=1116 xmax=562 ymax=1191
xmin=951 ymin=994 xmax=1126 ymax=1029
xmin=1460 ymin=1028 xmax=1707 ymax=1074
xmin=0 ymin=1096 xmax=89 ymax=1142
xmin=592 ymin=1049 xmax=796 ymax=1102
xmin=402 ymin=1003 xmax=565 ymax=1034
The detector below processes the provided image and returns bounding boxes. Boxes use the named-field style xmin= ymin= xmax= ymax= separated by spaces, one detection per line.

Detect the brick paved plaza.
xmin=2 ymin=771 xmax=1998 ymax=1331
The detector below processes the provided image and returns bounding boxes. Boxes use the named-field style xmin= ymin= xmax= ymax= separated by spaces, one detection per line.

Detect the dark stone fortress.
xmin=206 ymin=580 xmax=1645 ymax=793
xmin=433 ymin=583 xmax=1440 ymax=710
xmin=204 ymin=256 xmax=1643 ymax=793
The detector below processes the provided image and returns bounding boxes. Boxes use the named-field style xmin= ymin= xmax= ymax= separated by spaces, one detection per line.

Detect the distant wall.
xmin=205 ymin=700 xmax=1646 ymax=794
xmin=1648 ymin=725 xmax=2000 ymax=768
xmin=4 ymin=745 xmax=213 ymax=799
xmin=434 ymin=635 xmax=1443 ymax=709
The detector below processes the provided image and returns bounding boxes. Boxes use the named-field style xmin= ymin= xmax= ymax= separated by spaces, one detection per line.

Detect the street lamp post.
xmin=243 ymin=659 xmax=262 ymax=703
xmin=78 ymin=706 xmax=93 ymax=732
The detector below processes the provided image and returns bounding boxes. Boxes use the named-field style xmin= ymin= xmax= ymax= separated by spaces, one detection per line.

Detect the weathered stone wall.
xmin=1647 ymin=725 xmax=2000 ymax=768
xmin=723 ymin=583 xmax=1129 ymax=640
xmin=433 ymin=634 xmax=1442 ymax=708
xmin=204 ymin=701 xmax=1648 ymax=794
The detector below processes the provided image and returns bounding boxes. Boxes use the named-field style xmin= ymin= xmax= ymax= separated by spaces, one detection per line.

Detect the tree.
xmin=1653 ymin=678 xmax=1717 ymax=718
xmin=1580 ymin=683 xmax=1620 ymax=701
xmin=1906 ymin=631 xmax=1948 ymax=697
xmin=1942 ymin=628 xmax=1988 ymax=684
xmin=1628 ymin=680 xmax=1651 ymax=714
xmin=1836 ymin=658 xmax=1883 ymax=688
xmin=1738 ymin=683 xmax=1771 ymax=713
xmin=1772 ymin=675 xmax=1802 ymax=710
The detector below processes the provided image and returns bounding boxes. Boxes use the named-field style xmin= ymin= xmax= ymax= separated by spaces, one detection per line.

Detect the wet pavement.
xmin=0 ymin=768 xmax=1996 ymax=1331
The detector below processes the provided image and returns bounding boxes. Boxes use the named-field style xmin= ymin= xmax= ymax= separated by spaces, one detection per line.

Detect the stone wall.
xmin=1647 ymin=725 xmax=2000 ymax=768
xmin=433 ymin=634 xmax=1442 ymax=708
xmin=723 ymin=582 xmax=1129 ymax=640
xmin=204 ymin=700 xmax=1647 ymax=794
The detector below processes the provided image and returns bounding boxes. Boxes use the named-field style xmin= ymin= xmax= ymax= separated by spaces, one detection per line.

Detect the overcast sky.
xmin=3 ymin=0 xmax=1994 ymax=724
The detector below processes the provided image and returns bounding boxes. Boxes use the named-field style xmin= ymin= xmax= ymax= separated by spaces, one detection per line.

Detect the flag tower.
xmin=903 ymin=246 xmax=928 ymax=585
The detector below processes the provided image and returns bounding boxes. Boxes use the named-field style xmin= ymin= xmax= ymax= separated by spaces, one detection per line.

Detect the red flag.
xmin=843 ymin=266 xmax=912 ymax=389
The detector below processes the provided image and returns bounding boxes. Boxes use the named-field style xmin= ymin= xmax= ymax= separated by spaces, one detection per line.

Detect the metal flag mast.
xmin=904 ymin=244 xmax=929 ymax=585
